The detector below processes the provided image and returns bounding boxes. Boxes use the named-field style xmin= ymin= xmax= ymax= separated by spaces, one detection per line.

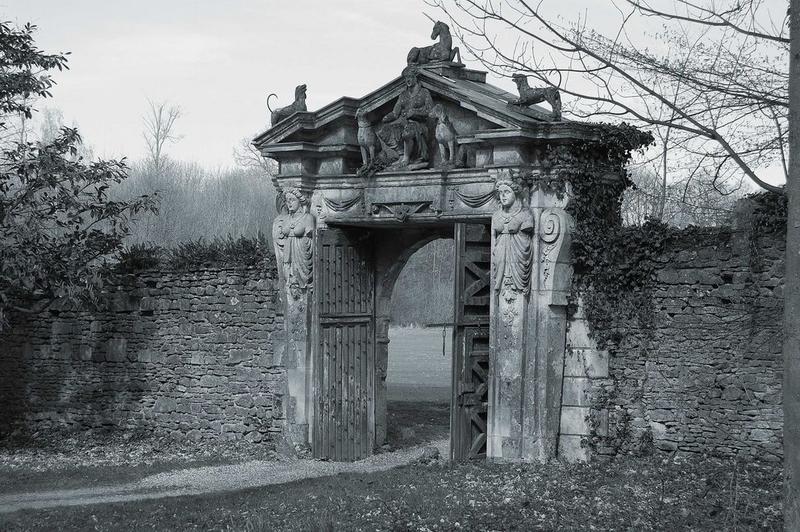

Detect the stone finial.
xmin=510 ymin=74 xmax=562 ymax=120
xmin=407 ymin=19 xmax=462 ymax=66
xmin=267 ymin=84 xmax=308 ymax=126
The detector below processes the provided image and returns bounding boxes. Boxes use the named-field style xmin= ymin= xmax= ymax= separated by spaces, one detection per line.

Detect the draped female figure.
xmin=491 ymin=178 xmax=534 ymax=295
xmin=272 ymin=188 xmax=315 ymax=297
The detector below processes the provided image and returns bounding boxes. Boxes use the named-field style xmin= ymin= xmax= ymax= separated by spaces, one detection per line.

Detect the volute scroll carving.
xmin=538 ymin=207 xmax=575 ymax=305
xmin=539 ymin=209 xmax=562 ymax=245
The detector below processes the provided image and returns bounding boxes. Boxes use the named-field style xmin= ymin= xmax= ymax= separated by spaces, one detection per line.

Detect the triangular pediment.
xmin=253 ymin=64 xmax=554 ymax=149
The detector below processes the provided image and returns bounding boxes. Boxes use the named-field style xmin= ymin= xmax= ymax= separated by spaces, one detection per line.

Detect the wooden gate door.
xmin=313 ymin=227 xmax=375 ymax=461
xmin=451 ymin=223 xmax=491 ymax=460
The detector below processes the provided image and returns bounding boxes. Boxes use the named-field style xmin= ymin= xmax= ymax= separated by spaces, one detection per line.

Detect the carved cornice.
xmin=254 ymin=98 xmax=360 ymax=147
xmin=260 ymin=142 xmax=361 ymax=159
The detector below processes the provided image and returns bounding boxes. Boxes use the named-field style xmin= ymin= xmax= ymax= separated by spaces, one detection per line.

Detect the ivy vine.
xmin=556 ymin=123 xmax=661 ymax=350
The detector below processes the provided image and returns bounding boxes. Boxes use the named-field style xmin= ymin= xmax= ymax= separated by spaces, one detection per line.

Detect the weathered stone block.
xmin=560 ymin=406 xmax=590 ymax=435
xmin=106 ymin=338 xmax=127 ymax=362
xmin=564 ymin=349 xmax=608 ymax=378
xmin=153 ymin=397 xmax=178 ymax=413
xmin=566 ymin=319 xmax=593 ymax=349
xmin=561 ymin=377 xmax=591 ymax=406
xmin=226 ymin=349 xmax=254 ymax=365
xmin=235 ymin=395 xmax=254 ymax=408
xmin=557 ymin=435 xmax=587 ymax=462
xmin=200 ymin=375 xmax=225 ymax=387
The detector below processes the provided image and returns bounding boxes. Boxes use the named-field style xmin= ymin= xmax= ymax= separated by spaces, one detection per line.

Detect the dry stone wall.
xmin=560 ymin=222 xmax=784 ymax=461
xmin=0 ymin=265 xmax=286 ymax=444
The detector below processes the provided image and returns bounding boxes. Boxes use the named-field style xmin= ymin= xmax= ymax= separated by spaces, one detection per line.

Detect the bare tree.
xmin=233 ymin=136 xmax=277 ymax=175
xmin=142 ymin=99 xmax=182 ymax=174
xmin=785 ymin=0 xmax=799 ymax=526
xmin=623 ymin=166 xmax=740 ymax=227
xmin=431 ymin=0 xmax=797 ymax=522
xmin=430 ymin=0 xmax=787 ymax=193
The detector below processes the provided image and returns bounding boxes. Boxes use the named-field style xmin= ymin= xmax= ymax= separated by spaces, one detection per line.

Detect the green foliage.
xmin=749 ymin=190 xmax=787 ymax=234
xmin=117 ymin=234 xmax=273 ymax=272
xmin=560 ymin=123 xmax=666 ymax=348
xmin=0 ymin=21 xmax=68 ymax=123
xmin=0 ymin=22 xmax=157 ymax=328
xmin=116 ymin=243 xmax=162 ymax=271
xmin=542 ymin=122 xmax=654 ymax=180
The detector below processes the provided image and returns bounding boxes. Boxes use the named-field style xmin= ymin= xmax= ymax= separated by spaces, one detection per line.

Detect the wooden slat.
xmin=452 ymin=223 xmax=491 ymax=461
xmin=367 ymin=319 xmax=374 ymax=452
xmin=344 ymin=324 xmax=351 ymax=462
xmin=313 ymin=228 xmax=375 ymax=461
xmin=355 ymin=322 xmax=363 ymax=458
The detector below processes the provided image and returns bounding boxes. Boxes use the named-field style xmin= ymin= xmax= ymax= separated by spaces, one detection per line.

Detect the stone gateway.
xmin=254 ymin=21 xmax=642 ymax=462
xmin=0 ymin=22 xmax=782 ymax=465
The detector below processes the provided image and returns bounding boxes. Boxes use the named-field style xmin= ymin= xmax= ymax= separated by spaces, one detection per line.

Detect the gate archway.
xmin=255 ymin=46 xmax=630 ymax=462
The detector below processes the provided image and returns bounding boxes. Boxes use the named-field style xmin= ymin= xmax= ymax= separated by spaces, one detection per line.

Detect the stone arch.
xmin=370 ymin=226 xmax=454 ymax=445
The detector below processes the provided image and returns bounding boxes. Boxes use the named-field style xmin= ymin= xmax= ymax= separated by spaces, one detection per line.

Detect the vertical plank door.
xmin=313 ymin=227 xmax=375 ymax=460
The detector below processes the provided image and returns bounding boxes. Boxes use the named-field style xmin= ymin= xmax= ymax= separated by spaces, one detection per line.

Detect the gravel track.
xmin=0 ymin=438 xmax=449 ymax=514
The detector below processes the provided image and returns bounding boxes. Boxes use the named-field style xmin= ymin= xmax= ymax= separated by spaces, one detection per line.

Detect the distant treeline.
xmin=112 ymin=159 xmax=450 ymax=325
xmin=390 ymin=239 xmax=455 ymax=326
xmin=112 ymin=160 xmax=277 ymax=247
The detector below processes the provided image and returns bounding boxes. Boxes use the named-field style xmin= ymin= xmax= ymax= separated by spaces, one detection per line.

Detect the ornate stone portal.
xmin=256 ymin=22 xmax=632 ymax=462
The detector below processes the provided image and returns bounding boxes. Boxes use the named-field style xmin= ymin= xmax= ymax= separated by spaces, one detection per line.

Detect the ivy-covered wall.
xmin=562 ymin=197 xmax=785 ymax=461
xmin=0 ymin=259 xmax=286 ymax=444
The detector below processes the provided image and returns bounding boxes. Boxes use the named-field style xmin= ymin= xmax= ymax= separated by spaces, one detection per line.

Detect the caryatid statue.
xmin=491 ymin=173 xmax=534 ymax=296
xmin=272 ymin=188 xmax=315 ymax=299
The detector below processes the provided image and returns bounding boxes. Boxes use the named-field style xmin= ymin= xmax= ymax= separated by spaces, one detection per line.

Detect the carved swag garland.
xmin=491 ymin=173 xmax=534 ymax=299
xmin=272 ymin=188 xmax=315 ymax=300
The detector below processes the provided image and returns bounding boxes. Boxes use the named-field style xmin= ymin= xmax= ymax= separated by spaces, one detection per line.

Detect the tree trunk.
xmin=785 ymin=0 xmax=800 ymax=528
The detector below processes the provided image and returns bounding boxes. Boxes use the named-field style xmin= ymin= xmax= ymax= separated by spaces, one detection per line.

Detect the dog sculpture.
xmin=267 ymin=84 xmax=307 ymax=126
xmin=356 ymin=109 xmax=380 ymax=168
xmin=429 ymin=104 xmax=457 ymax=167
xmin=510 ymin=74 xmax=562 ymax=120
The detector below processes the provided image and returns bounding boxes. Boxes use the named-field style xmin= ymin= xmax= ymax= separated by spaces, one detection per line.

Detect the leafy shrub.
xmin=116 ymin=234 xmax=273 ymax=272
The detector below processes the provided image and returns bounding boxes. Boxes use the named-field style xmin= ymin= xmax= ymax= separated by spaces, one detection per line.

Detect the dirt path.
xmin=0 ymin=438 xmax=448 ymax=514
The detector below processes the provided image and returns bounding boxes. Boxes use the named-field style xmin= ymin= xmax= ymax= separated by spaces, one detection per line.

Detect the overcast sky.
xmin=1 ymin=1 xmax=460 ymax=168
xmin=1 ymin=0 xmax=786 ymax=187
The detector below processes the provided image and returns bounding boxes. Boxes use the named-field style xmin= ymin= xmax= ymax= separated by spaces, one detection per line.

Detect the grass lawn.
xmin=0 ymin=453 xmax=782 ymax=531
xmin=0 ymin=402 xmax=783 ymax=531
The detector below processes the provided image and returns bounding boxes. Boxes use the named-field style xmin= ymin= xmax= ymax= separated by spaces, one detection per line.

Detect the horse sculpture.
xmin=407 ymin=20 xmax=462 ymax=65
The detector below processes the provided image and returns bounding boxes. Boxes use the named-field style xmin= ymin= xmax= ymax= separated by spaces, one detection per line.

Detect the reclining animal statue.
xmin=510 ymin=74 xmax=562 ymax=120
xmin=407 ymin=20 xmax=462 ymax=66
xmin=267 ymin=84 xmax=308 ymax=126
